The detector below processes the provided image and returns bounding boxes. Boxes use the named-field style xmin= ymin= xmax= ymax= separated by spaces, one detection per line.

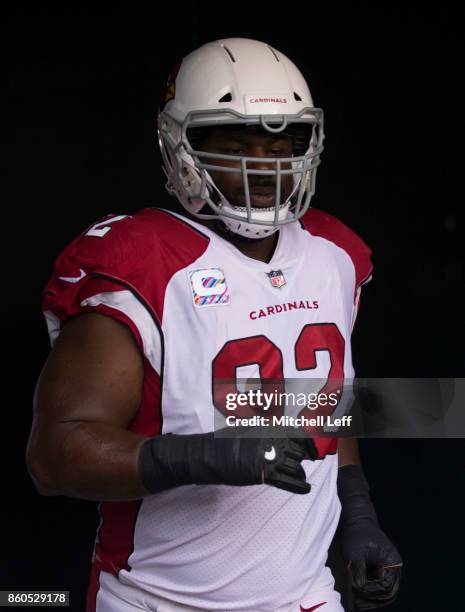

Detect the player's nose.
xmin=247 ymin=151 xmax=278 ymax=181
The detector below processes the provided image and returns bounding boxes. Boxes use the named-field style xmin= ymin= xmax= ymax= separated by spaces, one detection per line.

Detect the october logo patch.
xmin=189 ymin=268 xmax=230 ymax=308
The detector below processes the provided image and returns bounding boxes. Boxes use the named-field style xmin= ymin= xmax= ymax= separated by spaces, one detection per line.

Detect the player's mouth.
xmin=250 ymin=193 xmax=275 ymax=207
xmin=239 ymin=187 xmax=276 ymax=208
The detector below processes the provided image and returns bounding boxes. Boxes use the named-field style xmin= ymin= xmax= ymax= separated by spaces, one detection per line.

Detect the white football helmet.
xmin=157 ymin=38 xmax=324 ymax=239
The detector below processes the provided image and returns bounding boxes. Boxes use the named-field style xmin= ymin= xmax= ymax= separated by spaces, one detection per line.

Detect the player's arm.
xmin=337 ymin=438 xmax=402 ymax=609
xmin=26 ymin=312 xmax=150 ymax=500
xmin=26 ymin=312 xmax=317 ymax=501
xmin=338 ymin=437 xmax=360 ymax=467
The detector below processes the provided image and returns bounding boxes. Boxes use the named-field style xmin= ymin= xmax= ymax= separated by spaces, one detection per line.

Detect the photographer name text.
xmin=225 ymin=415 xmax=352 ymax=427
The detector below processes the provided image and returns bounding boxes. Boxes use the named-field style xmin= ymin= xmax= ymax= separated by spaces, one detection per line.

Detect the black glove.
xmin=337 ymin=464 xmax=402 ymax=610
xmin=139 ymin=426 xmax=318 ymax=495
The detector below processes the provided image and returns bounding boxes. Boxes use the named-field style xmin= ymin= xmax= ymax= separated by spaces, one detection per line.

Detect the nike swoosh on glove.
xmin=337 ymin=464 xmax=402 ymax=610
xmin=259 ymin=427 xmax=318 ymax=494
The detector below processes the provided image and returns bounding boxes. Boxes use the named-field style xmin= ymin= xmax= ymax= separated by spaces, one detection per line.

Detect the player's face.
xmin=198 ymin=126 xmax=294 ymax=208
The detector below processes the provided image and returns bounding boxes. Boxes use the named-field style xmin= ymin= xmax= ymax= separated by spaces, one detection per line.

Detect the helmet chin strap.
xmin=209 ymin=218 xmax=274 ymax=244
xmin=220 ymin=203 xmax=289 ymax=239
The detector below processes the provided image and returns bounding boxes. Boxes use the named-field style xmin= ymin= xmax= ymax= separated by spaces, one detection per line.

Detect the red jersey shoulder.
xmin=53 ymin=208 xmax=210 ymax=277
xmin=301 ymin=208 xmax=373 ymax=287
xmin=44 ymin=208 xmax=211 ymax=322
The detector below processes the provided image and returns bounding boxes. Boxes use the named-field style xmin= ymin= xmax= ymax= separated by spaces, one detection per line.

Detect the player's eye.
xmin=269 ymin=139 xmax=293 ymax=156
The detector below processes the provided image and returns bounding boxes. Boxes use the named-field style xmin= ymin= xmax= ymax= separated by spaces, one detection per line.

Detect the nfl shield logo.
xmin=267 ymin=269 xmax=286 ymax=288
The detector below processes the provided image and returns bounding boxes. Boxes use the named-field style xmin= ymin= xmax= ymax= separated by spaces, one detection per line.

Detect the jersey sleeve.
xmin=349 ymin=238 xmax=373 ymax=333
xmin=300 ymin=208 xmax=373 ymax=333
xmin=42 ymin=214 xmax=162 ymax=375
xmin=350 ymin=280 xmax=369 ymax=332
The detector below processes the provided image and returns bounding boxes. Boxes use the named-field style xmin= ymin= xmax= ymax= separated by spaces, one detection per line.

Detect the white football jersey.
xmin=43 ymin=207 xmax=372 ymax=611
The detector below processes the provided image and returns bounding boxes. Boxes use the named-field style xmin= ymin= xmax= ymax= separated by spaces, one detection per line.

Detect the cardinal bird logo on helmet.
xmin=159 ymin=60 xmax=182 ymax=112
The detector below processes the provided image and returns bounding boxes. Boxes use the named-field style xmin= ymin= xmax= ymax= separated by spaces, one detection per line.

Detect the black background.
xmin=4 ymin=3 xmax=464 ymax=611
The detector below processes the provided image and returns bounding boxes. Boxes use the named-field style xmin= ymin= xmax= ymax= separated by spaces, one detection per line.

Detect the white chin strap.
xmin=220 ymin=202 xmax=291 ymax=238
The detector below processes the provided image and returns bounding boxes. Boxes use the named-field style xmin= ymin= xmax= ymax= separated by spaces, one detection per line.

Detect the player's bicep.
xmin=32 ymin=312 xmax=144 ymax=429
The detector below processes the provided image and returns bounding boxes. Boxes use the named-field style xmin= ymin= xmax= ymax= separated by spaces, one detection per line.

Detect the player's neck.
xmin=171 ymin=207 xmax=279 ymax=263
xmin=205 ymin=219 xmax=279 ymax=264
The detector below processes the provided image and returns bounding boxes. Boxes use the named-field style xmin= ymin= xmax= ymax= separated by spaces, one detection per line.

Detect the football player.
xmin=27 ymin=38 xmax=402 ymax=611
